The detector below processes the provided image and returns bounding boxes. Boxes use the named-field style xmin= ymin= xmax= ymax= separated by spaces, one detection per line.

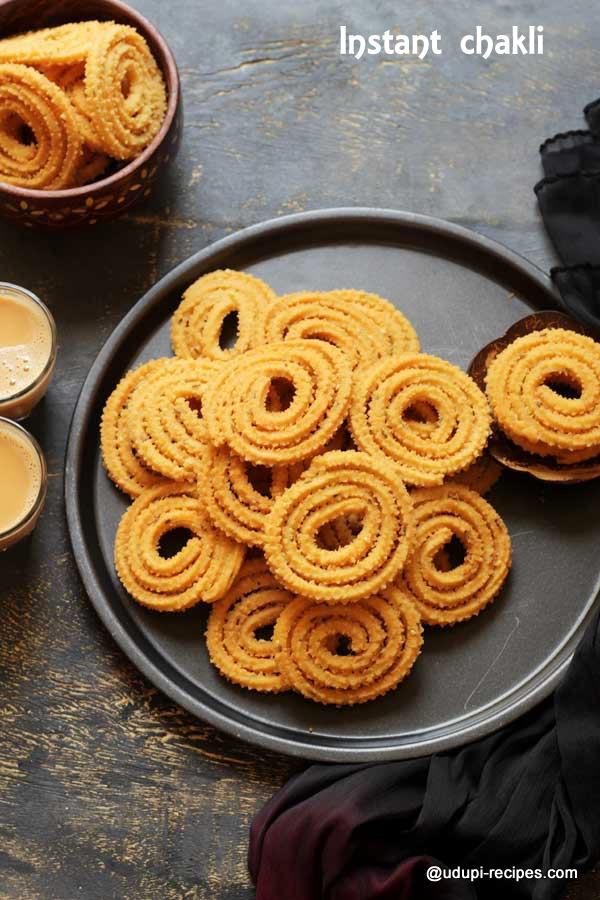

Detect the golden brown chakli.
xmin=259 ymin=289 xmax=419 ymax=371
xmin=172 ymin=270 xmax=276 ymax=361
xmin=100 ymin=359 xmax=168 ymax=498
xmin=114 ymin=481 xmax=245 ymax=612
xmin=397 ymin=484 xmax=511 ymax=626
xmin=126 ymin=357 xmax=219 ymax=482
xmin=0 ymin=21 xmax=166 ymax=189
xmin=349 ymin=353 xmax=491 ymax=486
xmin=274 ymin=588 xmax=423 ymax=705
xmin=0 ymin=63 xmax=82 ymax=189
xmin=485 ymin=327 xmax=600 ymax=465
xmin=100 ymin=267 xmax=514 ymax=707
xmin=200 ymin=446 xmax=290 ymax=548
xmin=206 ymin=558 xmax=293 ymax=693
xmin=204 ymin=339 xmax=352 ymax=466
xmin=264 ymin=450 xmax=415 ymax=603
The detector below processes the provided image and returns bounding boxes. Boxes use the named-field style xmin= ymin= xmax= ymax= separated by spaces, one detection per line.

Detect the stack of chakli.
xmin=100 ymin=269 xmax=512 ymax=706
xmin=0 ymin=21 xmax=166 ymax=189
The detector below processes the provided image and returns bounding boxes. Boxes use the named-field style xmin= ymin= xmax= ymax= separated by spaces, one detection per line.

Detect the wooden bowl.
xmin=0 ymin=0 xmax=181 ymax=228
xmin=468 ymin=310 xmax=600 ymax=483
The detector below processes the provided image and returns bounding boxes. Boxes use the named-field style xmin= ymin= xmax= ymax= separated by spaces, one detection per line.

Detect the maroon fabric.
xmin=249 ymin=612 xmax=600 ymax=899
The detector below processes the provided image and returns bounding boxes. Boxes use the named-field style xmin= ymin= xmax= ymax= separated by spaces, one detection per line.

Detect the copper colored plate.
xmin=468 ymin=310 xmax=600 ymax=484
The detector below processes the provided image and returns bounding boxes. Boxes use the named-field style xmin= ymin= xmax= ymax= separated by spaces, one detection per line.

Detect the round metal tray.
xmin=65 ymin=209 xmax=600 ymax=761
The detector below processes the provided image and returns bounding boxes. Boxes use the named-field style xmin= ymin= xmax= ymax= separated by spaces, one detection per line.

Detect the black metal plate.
xmin=65 ymin=209 xmax=600 ymax=761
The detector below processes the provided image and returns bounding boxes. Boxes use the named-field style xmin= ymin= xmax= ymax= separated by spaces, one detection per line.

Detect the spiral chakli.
xmin=172 ymin=270 xmax=276 ymax=361
xmin=204 ymin=340 xmax=352 ymax=466
xmin=274 ymin=588 xmax=423 ymax=705
xmin=485 ymin=328 xmax=600 ymax=464
xmin=280 ymin=421 xmax=353 ymax=487
xmin=114 ymin=482 xmax=245 ymax=611
xmin=397 ymin=484 xmax=511 ymax=626
xmin=127 ymin=357 xmax=220 ymax=482
xmin=0 ymin=63 xmax=82 ymax=189
xmin=259 ymin=290 xmax=419 ymax=371
xmin=206 ymin=558 xmax=293 ymax=692
xmin=0 ymin=22 xmax=100 ymax=67
xmin=264 ymin=451 xmax=415 ymax=603
xmin=84 ymin=23 xmax=167 ymax=160
xmin=43 ymin=62 xmax=104 ymax=156
xmin=201 ymin=446 xmax=290 ymax=547
xmin=100 ymin=359 xmax=169 ymax=498
xmin=328 ymin=289 xmax=420 ymax=356
xmin=0 ymin=21 xmax=166 ymax=170
xmin=349 ymin=353 xmax=491 ymax=486
xmin=446 ymin=452 xmax=502 ymax=495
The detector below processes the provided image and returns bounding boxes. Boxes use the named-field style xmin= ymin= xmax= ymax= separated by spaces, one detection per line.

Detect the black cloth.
xmin=536 ymin=99 xmax=600 ymax=329
xmin=248 ymin=103 xmax=600 ymax=900
xmin=249 ymin=611 xmax=600 ymax=899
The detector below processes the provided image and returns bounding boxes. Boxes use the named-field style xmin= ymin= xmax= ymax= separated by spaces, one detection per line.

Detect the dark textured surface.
xmin=1 ymin=0 xmax=599 ymax=896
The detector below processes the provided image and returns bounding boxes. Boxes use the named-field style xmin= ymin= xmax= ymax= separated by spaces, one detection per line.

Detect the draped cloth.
xmin=249 ymin=613 xmax=600 ymax=899
xmin=536 ymin=99 xmax=600 ymax=330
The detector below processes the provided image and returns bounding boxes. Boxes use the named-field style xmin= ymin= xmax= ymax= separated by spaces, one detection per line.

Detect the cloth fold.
xmin=249 ymin=97 xmax=600 ymax=900
xmin=249 ymin=612 xmax=600 ymax=899
xmin=536 ymin=97 xmax=600 ymax=328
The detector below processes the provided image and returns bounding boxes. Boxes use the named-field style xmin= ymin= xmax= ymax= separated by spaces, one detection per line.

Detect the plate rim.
xmin=65 ymin=207 xmax=591 ymax=762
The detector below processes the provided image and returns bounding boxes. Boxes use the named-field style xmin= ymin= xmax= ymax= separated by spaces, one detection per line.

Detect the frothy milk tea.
xmin=0 ymin=418 xmax=45 ymax=549
xmin=0 ymin=285 xmax=55 ymax=419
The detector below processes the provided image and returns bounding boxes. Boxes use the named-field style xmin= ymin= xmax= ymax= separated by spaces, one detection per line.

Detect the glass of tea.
xmin=0 ymin=417 xmax=48 ymax=551
xmin=0 ymin=283 xmax=57 ymax=420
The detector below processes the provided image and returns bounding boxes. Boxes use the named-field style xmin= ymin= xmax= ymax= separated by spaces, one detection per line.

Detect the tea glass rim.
xmin=0 ymin=282 xmax=57 ymax=406
xmin=0 ymin=416 xmax=48 ymax=542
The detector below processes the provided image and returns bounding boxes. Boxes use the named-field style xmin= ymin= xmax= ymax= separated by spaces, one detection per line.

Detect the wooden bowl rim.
xmin=0 ymin=0 xmax=180 ymax=200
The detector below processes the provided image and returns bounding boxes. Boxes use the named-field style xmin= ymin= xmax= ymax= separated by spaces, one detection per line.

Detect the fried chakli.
xmin=127 ymin=357 xmax=219 ymax=482
xmin=349 ymin=353 xmax=491 ymax=486
xmin=114 ymin=481 xmax=245 ymax=611
xmin=99 ymin=267 xmax=524 ymax=706
xmin=44 ymin=63 xmax=104 ymax=154
xmin=100 ymin=359 xmax=169 ymax=498
xmin=447 ymin=451 xmax=503 ymax=495
xmin=0 ymin=21 xmax=167 ymax=186
xmin=281 ymin=421 xmax=353 ymax=487
xmin=172 ymin=269 xmax=276 ymax=361
xmin=398 ymin=484 xmax=511 ymax=626
xmin=201 ymin=446 xmax=289 ymax=547
xmin=0 ymin=22 xmax=100 ymax=67
xmin=274 ymin=588 xmax=423 ymax=705
xmin=259 ymin=290 xmax=418 ymax=371
xmin=328 ymin=289 xmax=420 ymax=356
xmin=485 ymin=328 xmax=600 ymax=464
xmin=206 ymin=558 xmax=292 ymax=692
xmin=84 ymin=23 xmax=167 ymax=160
xmin=264 ymin=450 xmax=415 ymax=603
xmin=0 ymin=63 xmax=82 ymax=189
xmin=205 ymin=340 xmax=352 ymax=466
